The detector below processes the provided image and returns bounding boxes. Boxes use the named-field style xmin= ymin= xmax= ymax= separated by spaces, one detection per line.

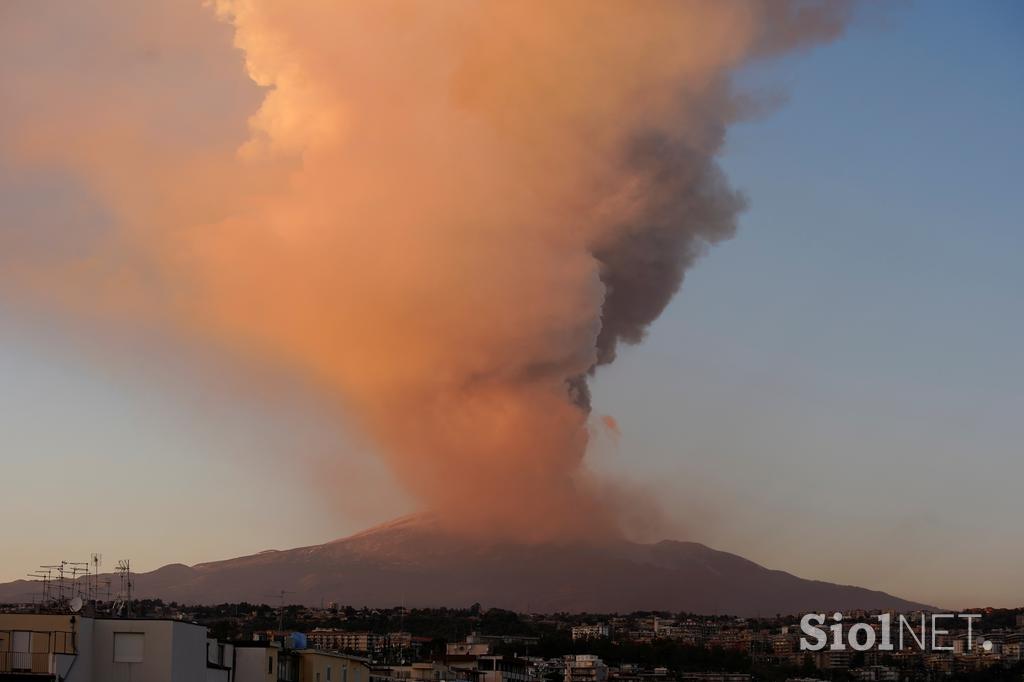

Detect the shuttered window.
xmin=113 ymin=632 xmax=145 ymax=663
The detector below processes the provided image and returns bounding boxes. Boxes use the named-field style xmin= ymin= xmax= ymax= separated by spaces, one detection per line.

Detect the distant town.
xmin=2 ymin=598 xmax=1022 ymax=682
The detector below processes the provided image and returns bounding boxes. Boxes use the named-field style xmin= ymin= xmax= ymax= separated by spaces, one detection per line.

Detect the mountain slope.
xmin=0 ymin=515 xmax=932 ymax=615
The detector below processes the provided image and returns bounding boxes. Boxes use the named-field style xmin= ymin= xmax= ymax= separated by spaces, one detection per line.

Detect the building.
xmin=446 ymin=633 xmax=537 ymax=657
xmin=705 ymin=629 xmax=750 ymax=653
xmin=208 ymin=638 xmax=236 ymax=682
xmin=234 ymin=641 xmax=299 ymax=682
xmin=565 ymin=655 xmax=608 ymax=682
xmin=369 ymin=660 xmax=480 ymax=682
xmin=306 ymin=631 xmax=414 ymax=658
xmin=0 ymin=612 xmax=227 ymax=682
xmin=1003 ymin=633 xmax=1024 ymax=663
xmin=446 ymin=634 xmax=492 ymax=657
xmin=309 ymin=631 xmax=384 ymax=655
xmin=477 ymin=655 xmax=530 ymax=682
xmin=571 ymin=626 xmax=610 ymax=642
xmin=851 ymin=666 xmax=899 ymax=681
xmin=447 ymin=655 xmax=531 ymax=682
xmin=297 ymin=650 xmax=371 ymax=682
xmin=811 ymin=649 xmax=851 ymax=671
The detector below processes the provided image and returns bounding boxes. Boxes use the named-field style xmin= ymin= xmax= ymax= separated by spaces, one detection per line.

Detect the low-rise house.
xmin=297 ymin=650 xmax=371 ymax=682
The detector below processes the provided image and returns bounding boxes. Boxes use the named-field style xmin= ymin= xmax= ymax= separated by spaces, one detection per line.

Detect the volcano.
xmin=0 ymin=515 xmax=931 ymax=615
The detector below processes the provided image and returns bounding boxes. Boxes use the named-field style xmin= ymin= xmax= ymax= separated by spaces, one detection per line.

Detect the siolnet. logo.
xmin=800 ymin=612 xmax=991 ymax=653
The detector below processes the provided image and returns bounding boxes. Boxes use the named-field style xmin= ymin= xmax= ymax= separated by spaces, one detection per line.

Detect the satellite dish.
xmin=69 ymin=596 xmax=83 ymax=613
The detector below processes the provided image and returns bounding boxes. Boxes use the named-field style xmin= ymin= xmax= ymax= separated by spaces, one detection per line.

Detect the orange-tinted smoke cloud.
xmin=601 ymin=416 xmax=622 ymax=441
xmin=0 ymin=1 xmax=846 ymax=541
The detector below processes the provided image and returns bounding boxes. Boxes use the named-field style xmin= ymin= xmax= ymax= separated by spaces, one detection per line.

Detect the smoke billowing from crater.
xmin=0 ymin=1 xmax=846 ymax=540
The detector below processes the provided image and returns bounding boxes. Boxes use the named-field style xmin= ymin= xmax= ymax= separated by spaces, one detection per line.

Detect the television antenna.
xmin=264 ymin=589 xmax=295 ymax=632
xmin=41 ymin=564 xmax=64 ymax=605
xmin=67 ymin=561 xmax=89 ymax=604
xmin=90 ymin=553 xmax=103 ymax=605
xmin=27 ymin=569 xmax=52 ymax=606
xmin=114 ymin=560 xmax=133 ymax=617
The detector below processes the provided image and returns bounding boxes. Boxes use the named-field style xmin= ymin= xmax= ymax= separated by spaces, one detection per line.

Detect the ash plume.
xmin=0 ymin=1 xmax=847 ymax=540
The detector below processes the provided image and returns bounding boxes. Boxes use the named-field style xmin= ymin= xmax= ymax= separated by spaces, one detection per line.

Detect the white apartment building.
xmin=564 ymin=655 xmax=608 ymax=682
xmin=570 ymin=625 xmax=610 ymax=642
xmin=446 ymin=633 xmax=493 ymax=657
xmin=307 ymin=630 xmax=414 ymax=655
xmin=0 ymin=613 xmax=224 ymax=682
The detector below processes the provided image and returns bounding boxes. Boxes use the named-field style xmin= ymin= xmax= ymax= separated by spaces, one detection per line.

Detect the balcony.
xmin=0 ymin=629 xmax=75 ymax=679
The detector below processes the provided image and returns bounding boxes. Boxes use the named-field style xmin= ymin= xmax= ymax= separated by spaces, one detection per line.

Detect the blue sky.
xmin=1 ymin=2 xmax=1021 ymax=607
xmin=593 ymin=0 xmax=1024 ymax=607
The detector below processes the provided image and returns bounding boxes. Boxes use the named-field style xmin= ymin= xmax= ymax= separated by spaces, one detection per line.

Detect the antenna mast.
xmin=115 ymin=560 xmax=133 ymax=617
xmin=264 ymin=589 xmax=294 ymax=633
xmin=27 ymin=568 xmax=51 ymax=608
xmin=91 ymin=553 xmax=103 ymax=607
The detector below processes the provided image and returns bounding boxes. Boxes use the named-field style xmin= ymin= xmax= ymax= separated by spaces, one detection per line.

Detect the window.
xmin=113 ymin=633 xmax=145 ymax=663
xmin=11 ymin=631 xmax=30 ymax=672
xmin=328 ymin=666 xmax=332 ymax=681
xmin=269 ymin=656 xmax=275 ymax=674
